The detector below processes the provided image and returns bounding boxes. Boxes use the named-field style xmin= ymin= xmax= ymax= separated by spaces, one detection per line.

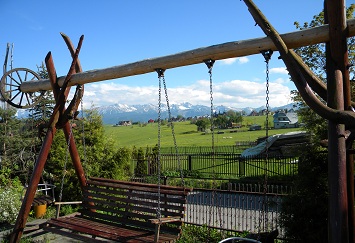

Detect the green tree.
xmin=292 ymin=4 xmax=355 ymax=141
xmin=226 ymin=110 xmax=243 ymax=124
xmin=134 ymin=147 xmax=147 ymax=176
xmin=0 ymin=107 xmax=34 ymax=185
xmin=215 ymin=114 xmax=228 ymax=129
xmin=46 ymin=106 xmax=126 ymax=201
xmin=195 ymin=118 xmax=210 ymax=132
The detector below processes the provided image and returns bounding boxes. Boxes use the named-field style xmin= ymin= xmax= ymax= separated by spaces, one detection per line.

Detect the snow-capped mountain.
xmin=96 ymin=102 xmax=296 ymax=124
xmin=15 ymin=102 xmax=296 ymax=124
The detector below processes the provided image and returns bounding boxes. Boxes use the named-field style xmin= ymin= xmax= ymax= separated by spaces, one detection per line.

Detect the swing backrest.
xmin=80 ymin=177 xmax=192 ymax=235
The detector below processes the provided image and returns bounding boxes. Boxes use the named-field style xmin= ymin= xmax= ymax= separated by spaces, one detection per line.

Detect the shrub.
xmin=279 ymin=146 xmax=328 ymax=242
xmin=0 ymin=186 xmax=23 ymax=224
xmin=177 ymin=224 xmax=246 ymax=243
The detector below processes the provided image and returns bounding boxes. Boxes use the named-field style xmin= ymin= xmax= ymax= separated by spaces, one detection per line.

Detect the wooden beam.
xmin=20 ymin=18 xmax=355 ymax=93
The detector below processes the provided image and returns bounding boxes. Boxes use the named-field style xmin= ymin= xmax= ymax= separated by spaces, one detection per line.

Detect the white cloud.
xmin=273 ymin=77 xmax=287 ymax=84
xmin=220 ymin=58 xmax=237 ymax=65
xmin=237 ymin=57 xmax=249 ymax=64
xmin=81 ymin=79 xmax=291 ymax=109
xmin=219 ymin=57 xmax=249 ymax=65
xmin=269 ymin=67 xmax=288 ymax=75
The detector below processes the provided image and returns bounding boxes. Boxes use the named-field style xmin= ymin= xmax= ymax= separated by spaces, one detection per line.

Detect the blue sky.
xmin=2 ymin=0 xmax=354 ymax=109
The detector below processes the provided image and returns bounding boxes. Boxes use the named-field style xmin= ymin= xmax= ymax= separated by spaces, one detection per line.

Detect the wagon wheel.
xmin=0 ymin=68 xmax=45 ymax=108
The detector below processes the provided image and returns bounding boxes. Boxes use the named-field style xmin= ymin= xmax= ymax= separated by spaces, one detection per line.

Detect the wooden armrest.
xmin=149 ymin=216 xmax=181 ymax=225
xmin=55 ymin=201 xmax=82 ymax=218
xmin=54 ymin=201 xmax=82 ymax=205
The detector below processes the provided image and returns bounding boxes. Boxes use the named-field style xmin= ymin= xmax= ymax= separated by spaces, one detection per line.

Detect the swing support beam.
xmin=10 ymin=35 xmax=86 ymax=243
xmin=17 ymin=18 xmax=355 ymax=94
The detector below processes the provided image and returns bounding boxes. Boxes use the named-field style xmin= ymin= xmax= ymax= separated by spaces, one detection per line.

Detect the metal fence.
xmin=185 ymin=183 xmax=291 ymax=235
xmin=140 ymin=153 xmax=298 ymax=178
xmin=131 ymin=176 xmax=291 ymax=236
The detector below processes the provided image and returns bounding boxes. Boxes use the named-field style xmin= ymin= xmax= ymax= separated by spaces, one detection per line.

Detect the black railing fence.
xmin=134 ymin=153 xmax=298 ymax=178
xmin=159 ymin=144 xmax=256 ymax=154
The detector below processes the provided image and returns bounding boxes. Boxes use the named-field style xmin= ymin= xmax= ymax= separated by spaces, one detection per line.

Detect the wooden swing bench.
xmin=21 ymin=183 xmax=56 ymax=207
xmin=42 ymin=177 xmax=192 ymax=242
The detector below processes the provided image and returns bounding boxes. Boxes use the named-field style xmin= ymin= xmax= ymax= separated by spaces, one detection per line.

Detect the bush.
xmin=0 ymin=186 xmax=23 ymax=224
xmin=280 ymin=146 xmax=328 ymax=242
xmin=177 ymin=224 xmax=246 ymax=243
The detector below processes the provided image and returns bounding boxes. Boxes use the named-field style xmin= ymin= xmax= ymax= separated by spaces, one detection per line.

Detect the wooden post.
xmin=10 ymin=36 xmax=84 ymax=242
xmin=326 ymin=0 xmax=350 ymax=242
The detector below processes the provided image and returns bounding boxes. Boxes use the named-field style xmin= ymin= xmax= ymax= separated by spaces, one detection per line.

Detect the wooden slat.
xmin=87 ymin=181 xmax=190 ymax=196
xmin=32 ymin=195 xmax=54 ymax=206
xmin=84 ymin=187 xmax=187 ymax=204
xmin=78 ymin=212 xmax=182 ymax=235
xmin=88 ymin=177 xmax=192 ymax=194
xmin=80 ymin=202 xmax=184 ymax=223
xmin=83 ymin=190 xmax=187 ymax=209
xmin=46 ymin=216 xmax=178 ymax=242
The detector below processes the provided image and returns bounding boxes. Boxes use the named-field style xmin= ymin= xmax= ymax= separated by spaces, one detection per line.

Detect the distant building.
xmin=249 ymin=111 xmax=258 ymax=116
xmin=273 ymin=111 xmax=298 ymax=129
xmin=117 ymin=120 xmax=132 ymax=126
xmin=231 ymin=122 xmax=242 ymax=128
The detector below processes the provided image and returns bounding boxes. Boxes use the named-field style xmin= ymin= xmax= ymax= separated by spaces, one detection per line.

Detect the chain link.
xmin=156 ymin=68 xmax=163 ymax=219
xmin=205 ymin=59 xmax=216 ymax=153
xmin=161 ymin=74 xmax=185 ymax=187
xmin=258 ymin=50 xmax=273 ymax=234
xmin=203 ymin=59 xmax=224 ymax=237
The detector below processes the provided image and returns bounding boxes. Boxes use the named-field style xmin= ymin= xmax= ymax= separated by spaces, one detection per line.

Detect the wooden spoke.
xmin=0 ymin=68 xmax=45 ymax=108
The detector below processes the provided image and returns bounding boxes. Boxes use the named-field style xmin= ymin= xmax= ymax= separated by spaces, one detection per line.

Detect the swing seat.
xmin=22 ymin=183 xmax=56 ymax=206
xmin=43 ymin=177 xmax=192 ymax=242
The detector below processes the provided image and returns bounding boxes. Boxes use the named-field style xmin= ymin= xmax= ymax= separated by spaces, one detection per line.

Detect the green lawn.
xmin=104 ymin=116 xmax=303 ymax=148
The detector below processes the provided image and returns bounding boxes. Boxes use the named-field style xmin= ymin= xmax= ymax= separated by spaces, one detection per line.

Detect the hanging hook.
xmin=261 ymin=50 xmax=273 ymax=63
xmin=204 ymin=59 xmax=215 ymax=71
xmin=155 ymin=68 xmax=165 ymax=78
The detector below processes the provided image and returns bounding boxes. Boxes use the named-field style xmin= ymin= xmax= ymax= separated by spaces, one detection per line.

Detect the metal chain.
xmin=155 ymin=68 xmax=164 ymax=220
xmin=161 ymin=73 xmax=185 ymax=187
xmin=204 ymin=59 xmax=224 ymax=237
xmin=259 ymin=50 xmax=273 ymax=234
xmin=204 ymin=59 xmax=216 ymax=153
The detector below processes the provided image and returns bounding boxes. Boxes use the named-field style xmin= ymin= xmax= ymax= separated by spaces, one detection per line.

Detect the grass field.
xmin=104 ymin=115 xmax=303 ymax=148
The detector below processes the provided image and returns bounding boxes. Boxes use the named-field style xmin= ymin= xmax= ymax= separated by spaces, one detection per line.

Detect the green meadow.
xmin=104 ymin=115 xmax=303 ymax=148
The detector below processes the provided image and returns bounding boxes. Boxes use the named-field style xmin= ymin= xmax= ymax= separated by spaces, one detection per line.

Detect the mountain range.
xmin=96 ymin=102 xmax=296 ymax=124
xmin=15 ymin=102 xmax=295 ymax=124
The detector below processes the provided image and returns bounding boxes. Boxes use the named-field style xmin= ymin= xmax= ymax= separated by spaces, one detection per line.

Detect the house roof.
xmin=241 ymin=131 xmax=309 ymax=158
xmin=273 ymin=112 xmax=298 ymax=124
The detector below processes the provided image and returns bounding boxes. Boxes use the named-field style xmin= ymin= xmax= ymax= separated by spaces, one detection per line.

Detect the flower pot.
xmin=34 ymin=204 xmax=47 ymax=218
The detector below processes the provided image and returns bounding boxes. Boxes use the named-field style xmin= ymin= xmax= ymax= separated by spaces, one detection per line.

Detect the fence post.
xmin=239 ymin=158 xmax=245 ymax=176
xmin=188 ymin=155 xmax=192 ymax=171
